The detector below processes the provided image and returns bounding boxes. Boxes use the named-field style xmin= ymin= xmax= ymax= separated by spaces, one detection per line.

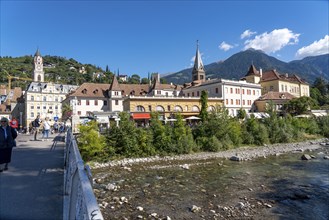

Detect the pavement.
xmin=0 ymin=132 xmax=65 ymax=220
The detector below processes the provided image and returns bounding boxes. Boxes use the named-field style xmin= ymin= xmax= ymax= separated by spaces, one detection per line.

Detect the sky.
xmin=1 ymin=1 xmax=328 ymax=79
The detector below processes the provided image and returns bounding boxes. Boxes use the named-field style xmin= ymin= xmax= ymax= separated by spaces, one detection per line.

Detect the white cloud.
xmin=244 ymin=28 xmax=300 ymax=53
xmin=241 ymin=29 xmax=256 ymax=39
xmin=295 ymin=35 xmax=329 ymax=59
xmin=219 ymin=41 xmax=234 ymax=51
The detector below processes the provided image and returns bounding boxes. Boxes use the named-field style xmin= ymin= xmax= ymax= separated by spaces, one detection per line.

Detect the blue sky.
xmin=1 ymin=1 xmax=328 ymax=78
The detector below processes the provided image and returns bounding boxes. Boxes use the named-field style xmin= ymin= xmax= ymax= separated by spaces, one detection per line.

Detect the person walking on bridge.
xmin=33 ymin=115 xmax=41 ymax=141
xmin=0 ymin=117 xmax=17 ymax=172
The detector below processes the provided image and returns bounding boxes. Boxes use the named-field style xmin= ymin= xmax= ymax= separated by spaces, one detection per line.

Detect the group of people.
xmin=30 ymin=115 xmax=66 ymax=141
xmin=0 ymin=117 xmax=18 ymax=172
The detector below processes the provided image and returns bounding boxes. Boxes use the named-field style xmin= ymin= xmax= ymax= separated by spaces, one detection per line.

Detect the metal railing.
xmin=63 ymin=129 xmax=104 ymax=220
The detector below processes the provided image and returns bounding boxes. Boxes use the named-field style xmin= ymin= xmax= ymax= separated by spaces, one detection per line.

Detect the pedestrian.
xmin=33 ymin=115 xmax=41 ymax=141
xmin=10 ymin=116 xmax=19 ymax=132
xmin=42 ymin=117 xmax=51 ymax=140
xmin=0 ymin=117 xmax=18 ymax=172
xmin=53 ymin=121 xmax=58 ymax=133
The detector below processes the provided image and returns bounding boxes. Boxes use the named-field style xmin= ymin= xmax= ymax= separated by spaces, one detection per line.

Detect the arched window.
xmin=207 ymin=105 xmax=215 ymax=112
xmin=156 ymin=105 xmax=165 ymax=112
xmin=192 ymin=105 xmax=200 ymax=112
xmin=174 ymin=105 xmax=183 ymax=112
xmin=135 ymin=105 xmax=145 ymax=112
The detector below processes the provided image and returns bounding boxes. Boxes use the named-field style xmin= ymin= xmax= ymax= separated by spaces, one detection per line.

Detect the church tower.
xmin=33 ymin=48 xmax=44 ymax=82
xmin=192 ymin=40 xmax=206 ymax=82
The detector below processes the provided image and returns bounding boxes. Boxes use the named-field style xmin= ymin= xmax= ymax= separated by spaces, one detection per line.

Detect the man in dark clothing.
xmin=33 ymin=115 xmax=41 ymax=141
xmin=0 ymin=117 xmax=18 ymax=172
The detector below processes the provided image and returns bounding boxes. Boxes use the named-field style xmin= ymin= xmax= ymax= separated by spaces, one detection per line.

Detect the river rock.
xmin=301 ymin=154 xmax=312 ymax=160
xmin=324 ymin=155 xmax=329 ymax=159
xmin=230 ymin=156 xmax=242 ymax=161
xmin=191 ymin=205 xmax=201 ymax=212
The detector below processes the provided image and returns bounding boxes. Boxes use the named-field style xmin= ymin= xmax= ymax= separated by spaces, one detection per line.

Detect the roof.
xmin=109 ymin=76 xmax=120 ymax=91
xmin=257 ymin=91 xmax=295 ymax=101
xmin=245 ymin=64 xmax=260 ymax=77
xmin=261 ymin=69 xmax=308 ymax=84
xmin=34 ymin=48 xmax=41 ymax=57
xmin=69 ymin=83 xmax=111 ymax=98
xmin=193 ymin=41 xmax=204 ymax=71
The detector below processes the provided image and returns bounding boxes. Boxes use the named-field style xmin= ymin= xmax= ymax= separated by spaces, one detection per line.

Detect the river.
xmin=93 ymin=147 xmax=329 ymax=220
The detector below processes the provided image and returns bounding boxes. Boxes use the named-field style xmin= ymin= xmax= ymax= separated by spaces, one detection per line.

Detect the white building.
xmin=181 ymin=42 xmax=262 ymax=116
xmin=24 ymin=49 xmax=78 ymax=127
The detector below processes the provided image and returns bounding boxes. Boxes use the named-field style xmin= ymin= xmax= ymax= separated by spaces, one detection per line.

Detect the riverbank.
xmin=91 ymin=138 xmax=329 ymax=169
xmin=92 ymin=138 xmax=329 ymax=220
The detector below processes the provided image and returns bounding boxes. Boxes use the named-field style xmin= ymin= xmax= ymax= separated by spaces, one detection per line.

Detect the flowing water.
xmin=93 ymin=148 xmax=329 ymax=220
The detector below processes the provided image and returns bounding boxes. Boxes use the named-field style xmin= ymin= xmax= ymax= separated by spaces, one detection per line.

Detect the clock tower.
xmin=33 ymin=48 xmax=44 ymax=82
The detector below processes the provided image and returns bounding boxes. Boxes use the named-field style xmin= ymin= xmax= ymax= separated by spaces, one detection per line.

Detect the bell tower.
xmin=33 ymin=48 xmax=44 ymax=82
xmin=192 ymin=40 xmax=206 ymax=82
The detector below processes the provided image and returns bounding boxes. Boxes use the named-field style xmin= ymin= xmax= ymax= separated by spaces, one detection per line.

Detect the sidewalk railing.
xmin=63 ymin=129 xmax=104 ymax=220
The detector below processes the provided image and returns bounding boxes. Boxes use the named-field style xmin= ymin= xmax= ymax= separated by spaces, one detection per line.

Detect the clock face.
xmin=37 ymin=57 xmax=42 ymax=62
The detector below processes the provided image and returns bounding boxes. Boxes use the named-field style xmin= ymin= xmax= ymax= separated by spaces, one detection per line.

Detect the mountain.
xmin=163 ymin=49 xmax=329 ymax=85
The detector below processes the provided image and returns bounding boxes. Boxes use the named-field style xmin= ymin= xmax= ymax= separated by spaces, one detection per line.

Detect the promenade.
xmin=0 ymin=132 xmax=65 ymax=220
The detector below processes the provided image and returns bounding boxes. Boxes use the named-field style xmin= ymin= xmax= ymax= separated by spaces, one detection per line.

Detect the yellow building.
xmin=123 ymin=95 xmax=223 ymax=122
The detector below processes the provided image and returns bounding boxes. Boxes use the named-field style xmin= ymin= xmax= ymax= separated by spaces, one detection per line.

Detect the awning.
xmin=96 ymin=116 xmax=109 ymax=123
xmin=131 ymin=113 xmax=151 ymax=120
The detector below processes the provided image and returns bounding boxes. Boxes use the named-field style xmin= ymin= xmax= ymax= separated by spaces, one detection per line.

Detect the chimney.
xmin=259 ymin=68 xmax=262 ymax=77
xmin=285 ymin=73 xmax=288 ymax=78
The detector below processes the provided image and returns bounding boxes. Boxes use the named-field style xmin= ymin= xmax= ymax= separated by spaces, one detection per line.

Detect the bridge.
xmin=0 ymin=130 xmax=103 ymax=220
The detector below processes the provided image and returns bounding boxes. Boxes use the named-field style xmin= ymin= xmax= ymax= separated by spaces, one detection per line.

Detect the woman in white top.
xmin=42 ymin=117 xmax=51 ymax=139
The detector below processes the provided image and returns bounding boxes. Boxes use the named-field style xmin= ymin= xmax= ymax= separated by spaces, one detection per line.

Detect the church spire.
xmin=192 ymin=40 xmax=206 ymax=82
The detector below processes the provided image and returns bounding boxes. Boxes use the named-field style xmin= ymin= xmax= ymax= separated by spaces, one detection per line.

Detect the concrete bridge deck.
xmin=0 ymin=132 xmax=65 ymax=220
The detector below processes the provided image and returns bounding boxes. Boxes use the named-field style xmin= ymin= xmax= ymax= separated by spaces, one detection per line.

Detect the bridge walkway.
xmin=0 ymin=132 xmax=65 ymax=220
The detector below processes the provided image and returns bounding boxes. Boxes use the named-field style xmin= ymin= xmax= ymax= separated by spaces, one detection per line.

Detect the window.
xmin=242 ymin=89 xmax=245 ymax=94
xmin=281 ymin=85 xmax=284 ymax=91
xmin=78 ymin=100 xmax=81 ymax=105
xmin=156 ymin=105 xmax=165 ymax=112
xmin=115 ymin=100 xmax=119 ymax=105
xmin=31 ymin=96 xmax=34 ymax=101
xmin=207 ymin=106 xmax=215 ymax=112
xmin=216 ymin=88 xmax=219 ymax=93
xmin=192 ymin=105 xmax=200 ymax=112
xmin=30 ymin=112 xmax=34 ymax=118
xmin=253 ymin=90 xmax=255 ymax=95
xmin=226 ymin=99 xmax=228 ymax=105
xmin=270 ymin=86 xmax=274 ymax=91
xmin=30 ymin=106 xmax=34 ymax=109
xmin=174 ymin=105 xmax=183 ymax=112
xmin=104 ymin=100 xmax=107 ymax=106
xmin=243 ymin=100 xmax=245 ymax=105
xmin=136 ymin=105 xmax=145 ymax=112
xmin=60 ymin=97 xmax=63 ymax=101
xmin=43 ymin=96 xmax=47 ymax=101
xmin=197 ymin=91 xmax=199 ymax=96
xmin=86 ymin=100 xmax=90 ymax=105
xmin=157 ymin=90 xmax=161 ymax=95
xmin=43 ymin=105 xmax=46 ymax=110
xmin=114 ymin=91 xmax=119 ymax=96
xmin=77 ymin=111 xmax=81 ymax=115
xmin=55 ymin=96 xmax=58 ymax=102
xmin=192 ymin=92 xmax=195 ymax=97
xmin=94 ymin=100 xmax=98 ymax=105
xmin=167 ymin=105 xmax=171 ymax=111
xmin=230 ymin=88 xmax=233 ymax=93
xmin=148 ymin=105 xmax=152 ymax=111
xmin=231 ymin=99 xmax=233 ymax=105
xmin=37 ymin=105 xmax=40 ymax=110
xmin=55 ymin=105 xmax=58 ymax=110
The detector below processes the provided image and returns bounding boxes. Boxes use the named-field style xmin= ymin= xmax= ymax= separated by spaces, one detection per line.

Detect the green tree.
xmin=199 ymin=90 xmax=208 ymax=122
xmin=237 ymin=108 xmax=247 ymax=120
xmin=129 ymin=74 xmax=141 ymax=84
xmin=77 ymin=121 xmax=107 ymax=161
xmin=283 ymin=96 xmax=318 ymax=115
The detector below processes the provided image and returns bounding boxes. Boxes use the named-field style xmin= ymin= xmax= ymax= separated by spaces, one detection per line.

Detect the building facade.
xmin=24 ymin=49 xmax=78 ymax=128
